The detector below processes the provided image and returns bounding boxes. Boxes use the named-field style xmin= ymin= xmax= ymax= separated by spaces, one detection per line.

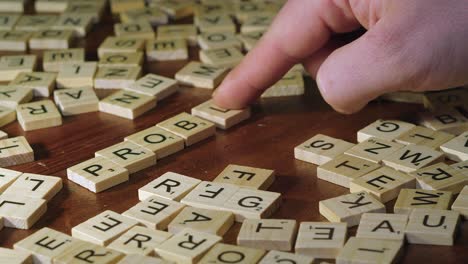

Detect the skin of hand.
xmin=212 ymin=0 xmax=468 ymax=114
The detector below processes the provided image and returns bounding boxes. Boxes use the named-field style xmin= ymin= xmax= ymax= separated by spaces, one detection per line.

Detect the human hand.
xmin=212 ymin=0 xmax=468 ymax=113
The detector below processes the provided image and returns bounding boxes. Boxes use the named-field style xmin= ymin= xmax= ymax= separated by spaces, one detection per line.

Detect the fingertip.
xmin=212 ymin=80 xmax=250 ymax=110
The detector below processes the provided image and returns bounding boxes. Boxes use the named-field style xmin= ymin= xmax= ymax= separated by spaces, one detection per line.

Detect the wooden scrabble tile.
xmin=405 ymin=208 xmax=460 ymax=245
xmin=241 ymin=14 xmax=273 ymax=34
xmin=336 ymin=237 xmax=403 ymax=264
xmin=110 ymin=0 xmax=145 ymax=14
xmin=168 ymin=207 xmax=234 ymax=236
xmin=237 ymin=219 xmax=297 ymax=251
xmin=195 ymin=14 xmax=236 ymax=34
xmin=0 ymin=136 xmax=34 ymax=167
xmin=0 ymin=130 xmax=5 ymax=140
xmin=15 ymin=15 xmax=58 ymax=31
xmin=0 ymin=194 xmax=46 ymax=229
xmin=356 ymin=213 xmax=408 ymax=241
xmin=0 ymin=14 xmax=20 ymax=30
xmin=317 ymin=154 xmax=381 ymax=188
xmin=0 ymin=247 xmax=32 ymax=264
xmin=175 ymin=62 xmax=227 ymax=89
xmin=0 ymin=0 xmax=26 ymax=13
xmin=154 ymin=228 xmax=221 ymax=264
xmin=10 ymin=72 xmax=56 ymax=97
xmin=419 ymin=109 xmax=468 ymax=135
xmin=125 ymin=127 xmax=184 ymax=159
xmin=64 ymin=2 xmax=105 ymax=24
xmin=3 ymin=173 xmax=62 ymax=201
xmin=410 ymin=162 xmax=467 ymax=193
xmin=139 ymin=172 xmax=201 ymax=202
xmin=200 ymin=47 xmax=244 ymax=68
xmin=294 ymin=134 xmax=355 ymax=165
xmin=14 ymin=227 xmax=75 ymax=263
xmin=56 ymin=62 xmax=97 ymax=89
xmin=349 ymin=166 xmax=416 ymax=203
xmin=383 ymin=144 xmax=445 ymax=173
xmin=238 ymin=30 xmax=265 ymax=51
xmin=146 ymin=39 xmax=188 ymax=61
xmin=212 ymin=164 xmax=275 ymax=190
xmin=440 ymin=131 xmax=468 ymax=162
xmin=99 ymin=90 xmax=156 ymax=120
xmin=99 ymin=52 xmax=144 ymax=67
xmin=0 ymin=106 xmax=15 ymax=127
xmin=157 ymin=24 xmax=197 ymax=46
xmin=157 ymin=0 xmax=194 ymax=20
xmin=345 ymin=137 xmax=405 ymax=164
xmin=54 ymin=240 xmax=124 ymax=264
xmin=198 ymin=32 xmax=241 ymax=50
xmin=423 ymin=88 xmax=468 ymax=111
xmin=67 ymin=156 xmax=129 ymax=193
xmin=108 ymin=226 xmax=172 ymax=255
xmin=98 ymin=36 xmax=145 ymax=58
xmin=17 ymin=100 xmax=62 ymax=131
xmin=0 ymin=55 xmax=37 ymax=82
xmin=52 ymin=13 xmax=93 ymax=37
xmin=193 ymin=2 xmax=231 ymax=18
xmin=157 ymin=112 xmax=216 ymax=146
xmin=295 ymin=222 xmax=347 ymax=259
xmin=0 ymin=30 xmax=30 ymax=51
xmin=451 ymin=185 xmax=468 ymax=219
xmin=54 ymin=87 xmax=99 ymax=116
xmin=123 ymin=196 xmax=186 ymax=230
xmin=115 ymin=21 xmax=155 ymax=40
xmin=28 ymin=29 xmax=73 ymax=50
xmin=381 ymin=91 xmax=425 ymax=104
xmin=393 ymin=189 xmax=453 ymax=215
xmin=191 ymin=99 xmax=251 ymax=130
xmin=261 ymin=70 xmax=304 ymax=98
xmin=395 ymin=126 xmax=455 ymax=149
xmin=35 ymin=0 xmax=69 ymax=13
xmin=95 ymin=141 xmax=156 ymax=174
xmin=118 ymin=254 xmax=170 ymax=264
xmin=180 ymin=181 xmax=240 ymax=210
xmin=126 ymin=73 xmax=179 ymax=99
xmin=94 ymin=66 xmax=142 ymax=90
xmin=234 ymin=2 xmax=273 ymax=23
xmin=357 ymin=119 xmax=416 ymax=143
xmin=319 ymin=192 xmax=386 ymax=227
xmin=120 ymin=7 xmax=169 ymax=26
xmin=451 ymin=160 xmax=468 ymax=174
xmin=42 ymin=48 xmax=85 ymax=72
xmin=0 ymin=85 xmax=33 ymax=109
xmin=259 ymin=250 xmax=314 ymax=264
xmin=199 ymin=243 xmax=265 ymax=264
xmin=72 ymin=210 xmax=139 ymax=246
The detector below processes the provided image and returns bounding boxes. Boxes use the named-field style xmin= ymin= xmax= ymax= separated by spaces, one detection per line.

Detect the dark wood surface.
xmin=0 ymin=5 xmax=467 ymax=264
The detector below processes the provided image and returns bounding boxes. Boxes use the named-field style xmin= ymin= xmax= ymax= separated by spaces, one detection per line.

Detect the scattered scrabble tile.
xmin=0 ymin=0 xmax=26 ymax=13
xmin=393 ymin=189 xmax=453 ymax=215
xmin=237 ymin=219 xmax=297 ymax=251
xmin=139 ymin=172 xmax=201 ymax=202
xmin=0 ymin=55 xmax=37 ymax=82
xmin=423 ymin=88 xmax=468 ymax=110
xmin=125 ymin=73 xmax=179 ymax=99
xmin=181 ymin=181 xmax=240 ymax=210
xmin=17 ymin=100 xmax=62 ymax=131
xmin=451 ymin=185 xmax=468 ymax=219
xmin=238 ymin=30 xmax=264 ymax=51
xmin=195 ymin=14 xmax=236 ymax=34
xmin=0 ymin=194 xmax=46 ymax=229
xmin=212 ymin=164 xmax=275 ymax=190
xmin=0 ymin=14 xmax=20 ymax=30
xmin=259 ymin=250 xmax=314 ymax=264
xmin=410 ymin=162 xmax=467 ymax=194
xmin=28 ymin=29 xmax=73 ymax=49
xmin=72 ymin=210 xmax=139 ymax=246
xmin=349 ymin=166 xmax=416 ymax=203
xmin=356 ymin=213 xmax=408 ymax=241
xmin=175 ymin=62 xmax=227 ymax=89
xmin=336 ymin=237 xmax=403 ymax=264
xmin=157 ymin=112 xmax=216 ymax=146
xmin=198 ymin=32 xmax=242 ymax=50
xmin=0 ymin=130 xmax=6 ymax=140
xmin=154 ymin=228 xmax=221 ymax=264
xmin=10 ymin=72 xmax=56 ymax=97
xmin=56 ymin=62 xmax=97 ymax=88
xmin=98 ymin=36 xmax=145 ymax=58
xmin=99 ymin=90 xmax=156 ymax=120
xmin=0 ymin=85 xmax=33 ymax=109
xmin=54 ymin=87 xmax=99 ymax=116
xmin=381 ymin=91 xmax=425 ymax=104
xmin=319 ymin=192 xmax=386 ymax=227
xmin=295 ymin=222 xmax=347 ymax=259
xmin=405 ymin=208 xmax=460 ymax=246
xmin=99 ymin=52 xmax=144 ymax=67
xmin=440 ymin=131 xmax=468 ymax=161
xmin=95 ymin=141 xmax=156 ymax=174
xmin=451 ymin=160 xmax=468 ymax=173
xmin=261 ymin=70 xmax=304 ymax=98
xmin=156 ymin=24 xmax=197 ymax=46
xmin=294 ymin=134 xmax=355 ymax=165
xmin=193 ymin=2 xmax=231 ymax=17
xmin=110 ymin=0 xmax=145 ymax=14
xmin=0 ymin=106 xmax=16 ymax=127
xmin=191 ymin=99 xmax=251 ymax=129
xmin=0 ymin=136 xmax=34 ymax=167
xmin=54 ymin=240 xmax=124 ymax=264
xmin=241 ymin=14 xmax=273 ymax=33
xmin=317 ymin=154 xmax=381 ymax=188
xmin=382 ymin=144 xmax=445 ymax=173
xmin=200 ymin=47 xmax=244 ymax=68
xmin=168 ymin=207 xmax=234 ymax=236
xmin=52 ymin=13 xmax=94 ymax=37
xmin=157 ymin=0 xmax=194 ymax=20
xmin=357 ymin=119 xmax=416 ymax=143
xmin=3 ymin=173 xmax=62 ymax=201
xmin=15 ymin=15 xmax=58 ymax=31
xmin=35 ymin=0 xmax=69 ymax=13
xmin=118 ymin=254 xmax=169 ymax=264
xmin=94 ymin=66 xmax=142 ymax=89
xmin=234 ymin=2 xmax=276 ymax=23
xmin=123 ymin=196 xmax=186 ymax=230
xmin=395 ymin=125 xmax=455 ymax=149
xmin=419 ymin=109 xmax=468 ymax=135
xmin=125 ymin=126 xmax=184 ymax=159
xmin=199 ymin=243 xmax=266 ymax=264
xmin=0 ymin=247 xmax=32 ymax=264
xmin=64 ymin=2 xmax=105 ymax=24
xmin=42 ymin=48 xmax=85 ymax=72
xmin=345 ymin=137 xmax=405 ymax=164
xmin=120 ymin=7 xmax=169 ymax=26
xmin=0 ymin=30 xmax=31 ymax=51
xmin=108 ymin=226 xmax=172 ymax=255
xmin=115 ymin=21 xmax=155 ymax=39
xmin=146 ymin=39 xmax=188 ymax=61
xmin=67 ymin=156 xmax=129 ymax=193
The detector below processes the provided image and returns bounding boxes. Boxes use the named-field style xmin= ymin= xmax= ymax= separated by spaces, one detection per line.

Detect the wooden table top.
xmin=0 ymin=7 xmax=467 ymax=264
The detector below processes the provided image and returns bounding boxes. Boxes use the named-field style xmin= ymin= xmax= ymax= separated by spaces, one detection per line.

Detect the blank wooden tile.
xmin=157 ymin=112 xmax=216 ymax=146
xmin=0 ymin=106 xmax=16 ymax=127
xmin=336 ymin=237 xmax=403 ymax=264
xmin=17 ymin=100 xmax=62 ymax=131
xmin=349 ymin=166 xmax=416 ymax=203
xmin=191 ymin=99 xmax=251 ymax=130
xmin=0 ymin=55 xmax=37 ymax=82
xmin=213 ymin=164 xmax=275 ymax=190
xmin=110 ymin=0 xmax=145 ymax=14
xmin=419 ymin=109 xmax=468 ymax=135
xmin=261 ymin=70 xmax=304 ymax=98
xmin=0 ymin=130 xmax=6 ymax=140
xmin=451 ymin=185 xmax=468 ymax=219
xmin=56 ymin=62 xmax=97 ymax=88
xmin=94 ymin=66 xmax=142 ymax=89
xmin=237 ymin=219 xmax=297 ymax=251
xmin=99 ymin=90 xmax=156 ymax=120
xmin=168 ymin=207 xmax=234 ymax=236
xmin=99 ymin=52 xmax=144 ymax=67
xmin=394 ymin=188 xmax=453 ymax=215
xmin=356 ymin=213 xmax=408 ymax=241
xmin=52 ymin=13 xmax=93 ymax=37
xmin=0 ymin=136 xmax=34 ymax=167
xmin=423 ymin=88 xmax=468 ymax=111
xmin=54 ymin=87 xmax=99 ymax=116
xmin=0 ymin=14 xmax=20 ymax=30
xmin=200 ymin=47 xmax=244 ymax=69
xmin=108 ymin=226 xmax=172 ymax=256
xmin=125 ymin=126 xmax=184 ymax=159
xmin=125 ymin=73 xmax=179 ymax=99
xmin=14 ymin=227 xmax=75 ymax=263
xmin=238 ymin=30 xmax=264 ymax=51
xmin=120 ymin=7 xmax=168 ymax=26
xmin=139 ymin=172 xmax=201 ymax=201
xmin=0 ymin=85 xmax=33 ymax=109
xmin=180 ymin=181 xmax=239 ymax=210
xmin=67 ymin=156 xmax=129 ymax=193
xmin=10 ymin=72 xmax=56 ymax=97
xmin=199 ymin=243 xmax=265 ymax=264
xmin=15 ymin=15 xmax=58 ymax=31
xmin=317 ymin=154 xmax=381 ymax=188
xmin=405 ymin=208 xmax=460 ymax=245
xmin=146 ymin=39 xmax=188 ymax=61
xmin=0 ymin=30 xmax=30 ymax=51
xmin=440 ymin=131 xmax=468 ymax=162
xmin=154 ymin=228 xmax=221 ymax=264
xmin=54 ymin=240 xmax=124 ymax=264
xmin=115 ymin=21 xmax=155 ymax=40
xmin=42 ymin=48 xmax=85 ymax=72
xmin=98 ymin=36 xmax=145 ymax=58
xmin=295 ymin=222 xmax=347 ymax=259
xmin=294 ymin=134 xmax=355 ymax=165
xmin=3 ymin=173 xmax=62 ymax=201
xmin=395 ymin=126 xmax=455 ymax=149
xmin=157 ymin=0 xmax=193 ymax=20
xmin=72 ymin=210 xmax=139 ymax=246
xmin=382 ymin=144 xmax=444 ymax=173
xmin=319 ymin=192 xmax=386 ymax=227
xmin=123 ymin=196 xmax=186 ymax=230
xmin=345 ymin=137 xmax=405 ymax=164
xmin=198 ymin=32 xmax=241 ymax=50
xmin=29 ymin=29 xmax=73 ymax=50
xmin=118 ymin=254 xmax=170 ymax=264
xmin=357 ymin=119 xmax=416 ymax=143
xmin=410 ymin=162 xmax=467 ymax=194
xmin=259 ymin=250 xmax=314 ymax=264
xmin=175 ymin=61 xmax=227 ymax=89
xmin=0 ymin=194 xmax=46 ymax=229
xmin=195 ymin=14 xmax=236 ymax=34
xmin=95 ymin=141 xmax=156 ymax=174
xmin=0 ymin=247 xmax=32 ymax=264
xmin=241 ymin=14 xmax=273 ymax=34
